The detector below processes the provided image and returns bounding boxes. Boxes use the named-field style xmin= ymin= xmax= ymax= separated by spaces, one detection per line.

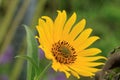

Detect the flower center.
xmin=51 ymin=40 xmax=77 ymax=64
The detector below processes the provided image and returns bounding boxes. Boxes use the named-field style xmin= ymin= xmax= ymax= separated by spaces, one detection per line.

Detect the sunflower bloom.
xmin=36 ymin=10 xmax=106 ymax=79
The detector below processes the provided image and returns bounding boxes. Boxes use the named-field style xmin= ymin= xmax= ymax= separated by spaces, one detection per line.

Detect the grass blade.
xmin=24 ymin=25 xmax=39 ymax=80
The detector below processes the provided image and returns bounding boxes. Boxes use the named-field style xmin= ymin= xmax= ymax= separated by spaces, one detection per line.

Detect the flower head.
xmin=36 ymin=10 xmax=106 ymax=79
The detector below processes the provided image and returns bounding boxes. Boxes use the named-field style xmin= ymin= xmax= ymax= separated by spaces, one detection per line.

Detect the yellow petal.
xmin=36 ymin=25 xmax=50 ymax=48
xmin=36 ymin=25 xmax=44 ymax=40
xmin=59 ymin=67 xmax=71 ymax=78
xmin=78 ymin=36 xmax=100 ymax=51
xmin=82 ymin=67 xmax=100 ymax=73
xmin=67 ymin=67 xmax=80 ymax=79
xmin=62 ymin=12 xmax=76 ymax=40
xmin=53 ymin=63 xmax=71 ymax=78
xmin=53 ymin=11 xmax=62 ymax=42
xmin=36 ymin=36 xmax=46 ymax=48
xmin=77 ymin=56 xmax=106 ymax=62
xmin=40 ymin=46 xmax=53 ymax=60
xmin=80 ymin=62 xmax=104 ymax=67
xmin=67 ymin=19 xmax=86 ymax=42
xmin=56 ymin=10 xmax=67 ymax=41
xmin=41 ymin=16 xmax=54 ymax=41
xmin=69 ymin=65 xmax=94 ymax=77
xmin=39 ymin=18 xmax=53 ymax=44
xmin=52 ymin=59 xmax=61 ymax=71
xmin=70 ymin=70 xmax=80 ymax=79
xmin=77 ymin=48 xmax=101 ymax=56
xmin=72 ymin=28 xmax=92 ymax=48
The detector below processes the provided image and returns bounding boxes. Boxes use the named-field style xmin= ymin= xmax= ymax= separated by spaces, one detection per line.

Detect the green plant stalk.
xmin=35 ymin=62 xmax=52 ymax=80
xmin=0 ymin=0 xmax=19 ymax=45
xmin=9 ymin=41 xmax=26 ymax=80
xmin=9 ymin=1 xmax=30 ymax=79
xmin=10 ymin=57 xmax=25 ymax=80
xmin=25 ymin=25 xmax=40 ymax=80
xmin=30 ymin=0 xmax=47 ymax=29
xmin=0 ymin=0 xmax=30 ymax=55
xmin=15 ymin=55 xmax=39 ymax=71
xmin=26 ymin=26 xmax=34 ymax=80
xmin=0 ymin=0 xmax=2 ymax=6
xmin=9 ymin=0 xmax=47 ymax=80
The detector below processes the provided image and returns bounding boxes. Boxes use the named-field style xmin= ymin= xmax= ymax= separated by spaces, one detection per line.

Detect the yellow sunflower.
xmin=36 ymin=10 xmax=106 ymax=79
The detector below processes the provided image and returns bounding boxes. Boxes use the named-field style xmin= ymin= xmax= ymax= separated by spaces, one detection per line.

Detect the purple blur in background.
xmin=0 ymin=46 xmax=13 ymax=64
xmin=48 ymin=68 xmax=67 ymax=80
xmin=38 ymin=48 xmax=45 ymax=60
xmin=0 ymin=75 xmax=9 ymax=80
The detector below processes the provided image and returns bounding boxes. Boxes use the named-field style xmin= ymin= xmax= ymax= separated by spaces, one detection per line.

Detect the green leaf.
xmin=24 ymin=25 xmax=39 ymax=80
xmin=15 ymin=56 xmax=39 ymax=71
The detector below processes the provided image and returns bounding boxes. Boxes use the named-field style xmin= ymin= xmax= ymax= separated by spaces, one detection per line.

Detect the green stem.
xmin=36 ymin=62 xmax=52 ymax=80
xmin=10 ymin=41 xmax=26 ymax=80
xmin=0 ymin=0 xmax=19 ymax=45
xmin=0 ymin=0 xmax=30 ymax=55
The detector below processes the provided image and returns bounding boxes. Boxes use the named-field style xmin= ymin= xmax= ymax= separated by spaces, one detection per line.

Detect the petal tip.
xmin=57 ymin=10 xmax=61 ymax=13
xmin=82 ymin=18 xmax=86 ymax=23
xmin=35 ymin=36 xmax=39 ymax=38
xmin=72 ymin=12 xmax=77 ymax=18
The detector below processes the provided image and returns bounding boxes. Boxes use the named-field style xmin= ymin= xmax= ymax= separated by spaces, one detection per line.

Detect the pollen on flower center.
xmin=51 ymin=40 xmax=77 ymax=64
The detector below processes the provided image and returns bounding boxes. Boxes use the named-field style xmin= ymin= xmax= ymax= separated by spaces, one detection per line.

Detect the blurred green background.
xmin=0 ymin=0 xmax=120 ymax=80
